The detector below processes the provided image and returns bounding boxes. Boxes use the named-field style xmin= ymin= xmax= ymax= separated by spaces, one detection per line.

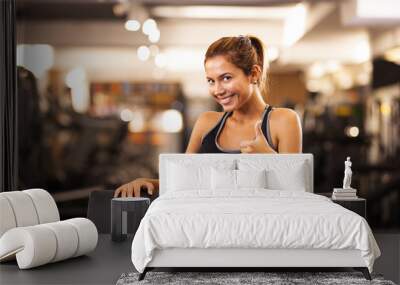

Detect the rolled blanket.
xmin=0 ymin=218 xmax=98 ymax=269
xmin=0 ymin=189 xmax=59 ymax=237
xmin=0 ymin=189 xmax=98 ymax=269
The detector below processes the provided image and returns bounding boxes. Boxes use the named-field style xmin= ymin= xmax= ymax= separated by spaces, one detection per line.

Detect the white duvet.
xmin=131 ymin=190 xmax=380 ymax=273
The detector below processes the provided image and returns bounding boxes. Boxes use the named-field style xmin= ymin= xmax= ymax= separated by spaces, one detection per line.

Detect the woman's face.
xmin=205 ymin=55 xmax=255 ymax=112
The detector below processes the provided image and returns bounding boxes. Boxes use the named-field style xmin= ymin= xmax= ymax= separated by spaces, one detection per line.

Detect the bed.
xmin=131 ymin=154 xmax=381 ymax=280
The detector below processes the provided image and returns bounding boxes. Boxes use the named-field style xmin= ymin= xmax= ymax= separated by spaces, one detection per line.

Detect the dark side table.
xmin=318 ymin=193 xmax=367 ymax=219
xmin=111 ymin=197 xmax=150 ymax=242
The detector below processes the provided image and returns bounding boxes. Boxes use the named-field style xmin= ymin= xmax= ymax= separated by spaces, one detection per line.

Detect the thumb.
xmin=254 ymin=120 xmax=263 ymax=138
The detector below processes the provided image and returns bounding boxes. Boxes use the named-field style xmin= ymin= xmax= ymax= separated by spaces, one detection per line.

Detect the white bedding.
xmin=131 ymin=190 xmax=380 ymax=273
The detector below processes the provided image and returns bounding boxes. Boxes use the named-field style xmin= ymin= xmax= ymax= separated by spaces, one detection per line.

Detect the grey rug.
xmin=116 ymin=271 xmax=396 ymax=285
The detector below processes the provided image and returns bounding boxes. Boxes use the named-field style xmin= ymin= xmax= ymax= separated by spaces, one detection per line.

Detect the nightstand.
xmin=111 ymin=197 xmax=150 ymax=242
xmin=318 ymin=193 xmax=367 ymax=219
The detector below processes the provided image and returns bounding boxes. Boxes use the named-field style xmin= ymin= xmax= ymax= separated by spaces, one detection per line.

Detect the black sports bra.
xmin=198 ymin=105 xmax=277 ymax=153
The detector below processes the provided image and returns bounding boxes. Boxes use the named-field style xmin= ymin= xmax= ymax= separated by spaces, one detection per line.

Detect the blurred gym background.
xmin=11 ymin=0 xmax=400 ymax=230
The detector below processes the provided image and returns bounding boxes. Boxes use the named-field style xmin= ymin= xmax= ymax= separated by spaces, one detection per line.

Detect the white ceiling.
xmin=16 ymin=0 xmax=400 ymax=93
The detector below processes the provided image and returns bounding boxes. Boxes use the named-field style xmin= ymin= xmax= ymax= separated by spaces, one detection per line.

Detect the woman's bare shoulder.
xmin=270 ymin=107 xmax=300 ymax=124
xmin=196 ymin=111 xmax=225 ymax=129
xmin=269 ymin=107 xmax=302 ymax=152
xmin=185 ymin=111 xmax=225 ymax=153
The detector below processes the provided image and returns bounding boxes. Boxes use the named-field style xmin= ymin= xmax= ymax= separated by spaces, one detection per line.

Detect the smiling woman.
xmin=186 ymin=36 xmax=302 ymax=155
xmin=114 ymin=35 xmax=302 ymax=198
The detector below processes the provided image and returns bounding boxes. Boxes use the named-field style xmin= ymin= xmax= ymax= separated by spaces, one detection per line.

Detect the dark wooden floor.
xmin=0 ymin=233 xmax=399 ymax=285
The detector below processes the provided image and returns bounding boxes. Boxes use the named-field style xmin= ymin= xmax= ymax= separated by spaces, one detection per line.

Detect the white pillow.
xmin=267 ymin=167 xmax=307 ymax=192
xmin=211 ymin=168 xmax=268 ymax=190
xmin=236 ymin=169 xmax=267 ymax=189
xmin=266 ymin=163 xmax=307 ymax=191
xmin=167 ymin=163 xmax=210 ymax=191
xmin=211 ymin=168 xmax=236 ymax=190
xmin=167 ymin=160 xmax=235 ymax=192
xmin=238 ymin=158 xmax=308 ymax=191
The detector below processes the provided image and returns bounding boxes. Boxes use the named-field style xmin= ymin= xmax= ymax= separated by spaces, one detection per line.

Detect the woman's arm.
xmin=114 ymin=112 xmax=221 ymax=197
xmin=272 ymin=108 xmax=302 ymax=153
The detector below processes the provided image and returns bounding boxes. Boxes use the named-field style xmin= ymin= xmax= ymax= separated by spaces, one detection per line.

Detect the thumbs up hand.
xmin=240 ymin=120 xmax=277 ymax=154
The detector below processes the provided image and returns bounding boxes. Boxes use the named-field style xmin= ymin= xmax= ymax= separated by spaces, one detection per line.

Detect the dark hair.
xmin=204 ymin=35 xmax=268 ymax=96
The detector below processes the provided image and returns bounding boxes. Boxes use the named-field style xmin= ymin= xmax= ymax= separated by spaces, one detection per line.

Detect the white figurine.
xmin=342 ymin=157 xmax=353 ymax=189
